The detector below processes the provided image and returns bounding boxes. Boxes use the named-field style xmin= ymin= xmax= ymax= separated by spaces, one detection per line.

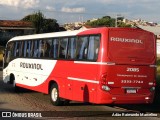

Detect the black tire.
xmin=10 ymin=75 xmax=20 ymax=92
xmin=50 ymin=84 xmax=63 ymax=106
xmin=13 ymin=79 xmax=20 ymax=92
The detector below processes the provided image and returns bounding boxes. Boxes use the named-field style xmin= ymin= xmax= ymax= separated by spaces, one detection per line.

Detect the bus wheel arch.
xmin=48 ymin=80 xmax=57 ymax=94
xmin=9 ymin=73 xmax=15 ymax=85
xmin=49 ymin=81 xmax=63 ymax=106
xmin=9 ymin=73 xmax=20 ymax=92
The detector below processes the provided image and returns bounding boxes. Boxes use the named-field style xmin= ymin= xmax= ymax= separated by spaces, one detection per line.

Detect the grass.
xmin=156 ymin=58 xmax=160 ymax=85
xmin=157 ymin=58 xmax=160 ymax=72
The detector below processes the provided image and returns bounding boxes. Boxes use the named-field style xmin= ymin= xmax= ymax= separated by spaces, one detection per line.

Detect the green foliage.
xmin=157 ymin=58 xmax=160 ymax=85
xmin=86 ymin=16 xmax=131 ymax=28
xmin=157 ymin=58 xmax=160 ymax=74
xmin=118 ymin=22 xmax=132 ymax=27
xmin=42 ymin=19 xmax=60 ymax=33
xmin=21 ymin=11 xmax=65 ymax=33
xmin=157 ymin=59 xmax=160 ymax=66
xmin=22 ymin=11 xmax=43 ymax=33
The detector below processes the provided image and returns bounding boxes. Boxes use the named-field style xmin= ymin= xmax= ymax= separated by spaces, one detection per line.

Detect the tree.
xmin=86 ymin=16 xmax=131 ymax=28
xmin=42 ymin=18 xmax=60 ymax=33
xmin=22 ymin=11 xmax=44 ymax=33
xmin=117 ymin=22 xmax=132 ymax=27
xmin=21 ymin=11 xmax=65 ymax=33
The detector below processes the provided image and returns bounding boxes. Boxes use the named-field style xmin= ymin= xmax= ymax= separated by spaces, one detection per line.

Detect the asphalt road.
xmin=0 ymin=70 xmax=160 ymax=120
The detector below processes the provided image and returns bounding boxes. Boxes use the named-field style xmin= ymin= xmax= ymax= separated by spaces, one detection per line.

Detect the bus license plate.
xmin=126 ymin=89 xmax=136 ymax=94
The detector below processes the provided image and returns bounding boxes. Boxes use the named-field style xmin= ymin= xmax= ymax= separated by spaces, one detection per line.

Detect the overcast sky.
xmin=0 ymin=0 xmax=159 ymax=24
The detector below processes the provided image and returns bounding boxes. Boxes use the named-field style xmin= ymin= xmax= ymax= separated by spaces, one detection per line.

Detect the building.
xmin=0 ymin=20 xmax=35 ymax=46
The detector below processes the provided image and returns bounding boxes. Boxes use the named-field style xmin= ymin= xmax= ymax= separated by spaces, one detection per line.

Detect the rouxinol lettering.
xmin=110 ymin=37 xmax=143 ymax=44
xmin=20 ymin=62 xmax=43 ymax=70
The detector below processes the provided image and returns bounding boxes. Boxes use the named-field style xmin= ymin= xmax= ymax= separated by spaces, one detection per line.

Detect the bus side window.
xmin=94 ymin=36 xmax=100 ymax=59
xmin=19 ymin=41 xmax=24 ymax=57
xmin=87 ymin=35 xmax=100 ymax=60
xmin=38 ymin=40 xmax=47 ymax=58
xmin=59 ymin=38 xmax=68 ymax=59
xmin=23 ymin=41 xmax=31 ymax=57
xmin=44 ymin=39 xmax=52 ymax=58
xmin=38 ymin=40 xmax=51 ymax=58
xmin=23 ymin=41 xmax=27 ymax=57
xmin=38 ymin=40 xmax=46 ymax=58
xmin=23 ymin=41 xmax=32 ymax=57
xmin=77 ymin=36 xmax=88 ymax=60
xmin=33 ymin=40 xmax=39 ymax=57
xmin=14 ymin=41 xmax=20 ymax=57
xmin=26 ymin=41 xmax=31 ymax=57
xmin=5 ymin=42 xmax=14 ymax=63
xmin=27 ymin=41 xmax=33 ymax=57
xmin=67 ymin=37 xmax=76 ymax=59
xmin=52 ymin=39 xmax=59 ymax=59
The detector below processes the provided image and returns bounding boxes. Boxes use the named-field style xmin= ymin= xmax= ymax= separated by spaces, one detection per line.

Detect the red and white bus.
xmin=3 ymin=27 xmax=156 ymax=105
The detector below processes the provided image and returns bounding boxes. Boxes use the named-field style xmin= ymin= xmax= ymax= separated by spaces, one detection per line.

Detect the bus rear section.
xmin=97 ymin=28 xmax=156 ymax=104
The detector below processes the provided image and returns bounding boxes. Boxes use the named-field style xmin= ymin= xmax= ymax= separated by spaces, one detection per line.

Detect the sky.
xmin=0 ymin=0 xmax=160 ymax=24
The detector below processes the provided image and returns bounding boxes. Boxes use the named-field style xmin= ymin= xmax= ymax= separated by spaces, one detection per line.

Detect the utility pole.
xmin=115 ymin=14 xmax=121 ymax=27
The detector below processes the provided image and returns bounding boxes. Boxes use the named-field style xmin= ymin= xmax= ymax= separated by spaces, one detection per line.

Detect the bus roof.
xmin=8 ymin=27 xmax=152 ymax=42
xmin=9 ymin=28 xmax=87 ymax=41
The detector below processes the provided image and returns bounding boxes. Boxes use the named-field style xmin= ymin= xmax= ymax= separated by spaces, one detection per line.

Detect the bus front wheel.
xmin=10 ymin=75 xmax=20 ymax=92
xmin=50 ymin=84 xmax=63 ymax=106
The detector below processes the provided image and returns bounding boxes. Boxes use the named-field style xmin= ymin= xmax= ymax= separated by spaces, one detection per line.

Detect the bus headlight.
xmin=102 ymin=85 xmax=110 ymax=91
xmin=150 ymin=87 xmax=155 ymax=92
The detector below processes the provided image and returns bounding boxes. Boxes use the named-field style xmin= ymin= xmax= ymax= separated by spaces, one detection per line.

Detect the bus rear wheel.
xmin=50 ymin=84 xmax=63 ymax=106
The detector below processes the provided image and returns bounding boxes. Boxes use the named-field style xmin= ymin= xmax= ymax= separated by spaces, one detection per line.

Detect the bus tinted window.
xmin=14 ymin=41 xmax=20 ymax=57
xmin=39 ymin=40 xmax=45 ymax=57
xmin=77 ymin=36 xmax=88 ymax=60
xmin=5 ymin=42 xmax=14 ymax=63
xmin=33 ymin=40 xmax=39 ymax=57
xmin=59 ymin=38 xmax=68 ymax=59
xmin=19 ymin=41 xmax=24 ymax=57
xmin=26 ymin=41 xmax=32 ymax=57
xmin=38 ymin=40 xmax=51 ymax=58
xmin=87 ymin=36 xmax=100 ymax=60
xmin=44 ymin=40 xmax=52 ymax=58
xmin=24 ymin=41 xmax=33 ymax=58
xmin=52 ymin=39 xmax=59 ymax=59
xmin=77 ymin=35 xmax=100 ymax=61
xmin=23 ymin=41 xmax=27 ymax=57
xmin=67 ymin=37 xmax=76 ymax=59
xmin=7 ymin=35 xmax=100 ymax=61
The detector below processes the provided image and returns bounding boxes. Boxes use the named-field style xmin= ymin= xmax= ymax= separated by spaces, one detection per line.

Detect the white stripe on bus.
xmin=108 ymin=82 xmax=114 ymax=85
xmin=67 ymin=77 xmax=99 ymax=84
xmin=149 ymin=65 xmax=157 ymax=67
xmin=74 ymin=61 xmax=115 ymax=65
